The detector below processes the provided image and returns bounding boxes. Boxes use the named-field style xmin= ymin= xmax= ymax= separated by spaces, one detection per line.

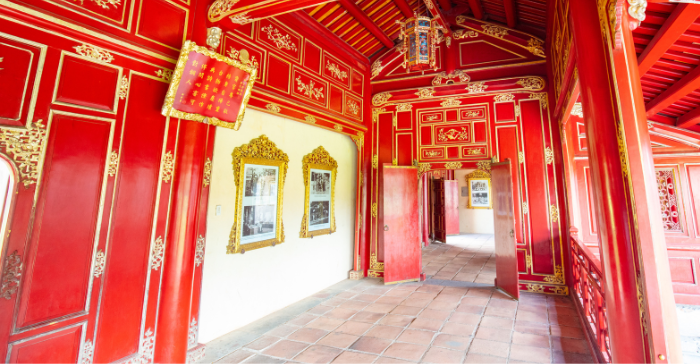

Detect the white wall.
xmin=199 ymin=109 xmax=357 ymax=343
xmin=455 ymin=169 xmax=494 ymax=234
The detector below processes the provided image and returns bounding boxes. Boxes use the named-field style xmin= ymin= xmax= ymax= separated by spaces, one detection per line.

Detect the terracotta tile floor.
xmin=213 ymin=235 xmax=594 ymax=363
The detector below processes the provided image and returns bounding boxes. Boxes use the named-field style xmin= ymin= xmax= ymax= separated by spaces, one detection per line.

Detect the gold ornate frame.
xmin=300 ymin=146 xmax=337 ymax=238
xmin=466 ymin=169 xmax=492 ymax=209
xmin=161 ymin=40 xmax=257 ymax=131
xmin=227 ymin=135 xmax=288 ymax=254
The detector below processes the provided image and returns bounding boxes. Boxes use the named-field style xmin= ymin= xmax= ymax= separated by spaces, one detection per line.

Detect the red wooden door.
xmin=383 ymin=165 xmax=421 ymax=284
xmin=432 ymin=179 xmax=446 ymax=243
xmin=492 ymin=160 xmax=519 ymax=299
xmin=444 ymin=180 xmax=459 ymax=235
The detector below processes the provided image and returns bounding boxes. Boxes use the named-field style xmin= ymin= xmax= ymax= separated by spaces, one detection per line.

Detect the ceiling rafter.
xmin=466 ymin=0 xmax=485 ymax=19
xmin=504 ymin=0 xmax=518 ymax=28
xmin=646 ymin=65 xmax=700 ymax=118
xmin=677 ymin=107 xmax=700 ymax=129
xmin=395 ymin=0 xmax=415 ymax=18
xmin=338 ymin=0 xmax=395 ymax=48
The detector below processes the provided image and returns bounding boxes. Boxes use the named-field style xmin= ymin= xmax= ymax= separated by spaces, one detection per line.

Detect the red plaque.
xmin=162 ymin=41 xmax=257 ymax=130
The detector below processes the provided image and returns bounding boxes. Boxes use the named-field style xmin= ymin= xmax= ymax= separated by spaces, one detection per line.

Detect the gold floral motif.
xmin=526 ymin=283 xmax=544 ymax=293
xmin=465 ymin=148 xmax=483 ymax=155
xmin=372 ymin=155 xmax=378 ymax=169
xmin=396 ymin=103 xmax=412 ymax=112
xmin=107 ymin=151 xmax=119 ymax=177
xmin=617 ymin=120 xmax=630 ymax=177
xmin=91 ymin=0 xmax=120 ymax=9
xmin=228 ymin=135 xmax=288 ymax=254
xmin=261 ymin=25 xmax=297 ymax=52
xmin=368 ymin=270 xmax=382 ymax=278
xmin=266 ymin=103 xmax=281 ymax=113
xmin=414 ymin=160 xmax=431 ymax=175
xmin=370 ymin=252 xmax=384 ymax=270
xmin=208 ymin=0 xmax=240 ymax=22
xmin=74 ymin=44 xmax=114 ymax=63
xmin=522 ymin=202 xmax=529 ymax=214
xmin=296 ymin=77 xmax=324 ymax=100
xmin=372 ymin=92 xmax=392 ymax=106
xmin=518 ymin=151 xmax=524 ymax=164
xmin=477 ymin=160 xmax=491 ymax=171
xmin=300 ymin=146 xmax=337 ymax=238
xmin=415 ymin=88 xmax=435 ymax=98
xmin=326 ymin=61 xmax=347 ymax=81
xmin=425 ymin=150 xmax=442 ymax=157
xmin=571 ymin=102 xmax=583 ymax=118
xmin=516 ymin=77 xmax=545 ymax=90
xmin=550 ymin=205 xmax=559 ymax=223
xmin=544 ymin=265 xmax=564 ymax=284
xmin=438 ymin=127 xmax=469 ymax=142
xmin=227 ymin=47 xmax=259 ymax=69
xmin=526 ymin=38 xmax=545 ymax=57
xmin=203 ymin=158 xmax=212 ymax=187
xmin=515 ymin=106 xmax=521 ymax=117
xmin=346 ymin=99 xmax=359 ymax=116
xmin=529 ymin=93 xmax=548 ymax=109
xmin=628 ymin=0 xmax=647 ymax=23
xmin=334 ymin=124 xmax=343 ymax=131
xmin=481 ymin=25 xmax=508 ymax=38
xmin=544 ymin=147 xmax=554 ymax=165
xmin=371 ymin=203 xmax=378 ymax=218
xmin=426 ymin=115 xmax=439 ymax=122
xmin=392 ymin=158 xmax=398 ymax=166
xmin=494 ymin=94 xmax=514 ymax=102
xmin=453 ymin=29 xmax=478 ymax=39
xmin=161 ymin=151 xmax=174 ymax=183
xmin=305 ymin=115 xmax=316 ymax=124
xmin=230 ymin=12 xmax=255 ymax=25
xmin=463 ymin=110 xmax=481 ymax=118
xmin=525 ymin=253 xmax=532 ymax=271
xmin=441 ymin=98 xmax=461 ymax=107
xmin=432 ymin=70 xmax=470 ymax=86
xmin=552 ymin=286 xmax=569 ymax=295
xmin=466 ymin=82 xmax=487 ymax=94
xmin=93 ymin=249 xmax=106 ymax=278
xmin=155 ymin=69 xmax=173 ymax=81
xmin=150 ymin=237 xmax=165 ymax=270
xmin=118 ymin=75 xmax=128 ymax=100
xmin=371 ymin=59 xmax=384 ymax=78
xmin=1 ymin=250 xmax=22 ymax=299
xmin=0 ymin=120 xmax=47 ymax=187
xmin=372 ymin=108 xmax=386 ymax=123
xmin=350 ymin=134 xmax=363 ymax=150
xmin=444 ymin=162 xmax=463 ymax=170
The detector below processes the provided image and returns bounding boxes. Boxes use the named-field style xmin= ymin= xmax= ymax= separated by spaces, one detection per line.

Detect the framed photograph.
xmin=466 ymin=169 xmax=492 ymax=209
xmin=228 ymin=135 xmax=288 ymax=254
xmin=300 ymin=147 xmax=337 ymax=238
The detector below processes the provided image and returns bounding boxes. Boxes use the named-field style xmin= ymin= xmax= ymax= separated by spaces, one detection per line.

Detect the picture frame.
xmin=300 ymin=146 xmax=337 ymax=238
xmin=466 ymin=169 xmax=492 ymax=209
xmin=227 ymin=135 xmax=289 ymax=254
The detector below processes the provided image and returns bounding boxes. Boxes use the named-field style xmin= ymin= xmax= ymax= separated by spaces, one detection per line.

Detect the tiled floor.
xmin=210 ymin=235 xmax=594 ymax=363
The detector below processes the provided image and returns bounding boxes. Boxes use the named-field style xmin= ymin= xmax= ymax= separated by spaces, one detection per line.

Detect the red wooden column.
xmin=422 ymin=173 xmax=430 ymax=247
xmin=154 ymin=120 xmax=208 ymax=363
xmin=569 ymin=1 xmax=680 ymax=363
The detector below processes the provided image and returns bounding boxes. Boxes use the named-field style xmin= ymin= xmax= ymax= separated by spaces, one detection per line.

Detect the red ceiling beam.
xmin=646 ymin=65 xmax=700 ymax=118
xmin=394 ymin=0 xmax=414 ymax=18
xmin=425 ymin=0 xmax=452 ymax=38
xmin=677 ymin=107 xmax=700 ymax=129
xmin=637 ymin=4 xmax=700 ymax=76
xmin=503 ymin=0 xmax=517 ymax=28
xmin=208 ymin=0 xmax=332 ymax=23
xmin=337 ymin=0 xmax=395 ymax=48
xmin=437 ymin=0 xmax=451 ymax=11
xmin=466 ymin=0 xmax=484 ymax=20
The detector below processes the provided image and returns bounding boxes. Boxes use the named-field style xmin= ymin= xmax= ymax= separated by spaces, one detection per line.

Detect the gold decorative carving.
xmin=261 ymin=25 xmax=297 ymax=52
xmin=518 ymin=151 xmax=524 ymax=164
xmin=108 ymin=151 xmax=119 ymax=177
xmin=617 ymin=120 xmax=630 ymax=177
xmin=74 ymin=44 xmax=114 ymax=63
xmin=326 ymin=61 xmax=347 ymax=81
xmin=396 ymin=103 xmax=412 ymax=112
xmin=544 ymin=147 xmax=554 ymax=165
xmin=392 ymin=158 xmax=398 ymax=166
xmin=203 ymin=158 xmax=212 ymax=187
xmin=372 ymin=92 xmax=392 ymax=106
xmin=155 ymin=69 xmax=173 ymax=82
xmin=150 ymin=237 xmax=165 ymax=270
xmin=516 ymin=77 xmax=545 ymax=90
xmin=296 ymin=77 xmax=324 ymax=100
xmin=300 ymin=146 xmax=337 ymax=238
xmin=207 ymin=0 xmax=240 ymax=22
xmin=526 ymin=38 xmax=545 ymax=57
xmin=371 ymin=59 xmax=384 ymax=77
xmin=544 ymin=265 xmax=565 ymax=285
xmin=441 ymin=98 xmax=461 ymax=107
xmin=372 ymin=108 xmax=385 ymax=123
xmin=372 ymin=155 xmax=378 ymax=169
xmin=1 ymin=250 xmax=22 ymax=299
xmin=346 ymin=99 xmax=360 ymax=116
xmin=334 ymin=124 xmax=343 ymax=131
xmin=525 ymin=283 xmax=544 ymax=293
xmin=230 ymin=12 xmax=255 ymax=25
xmin=466 ymin=82 xmax=487 ymax=94
xmin=0 ymin=120 xmax=47 ymax=187
xmin=453 ymin=29 xmax=478 ymax=39
xmin=370 ymin=252 xmax=383 ymax=270
xmin=628 ymin=0 xmax=647 ymax=23
xmin=426 ymin=115 xmax=439 ymax=122
xmin=228 ymin=135 xmax=288 ymax=254
xmin=161 ymin=151 xmax=174 ymax=183
xmin=550 ymin=205 xmax=559 ymax=223
xmin=444 ymin=162 xmax=463 ymax=170
xmin=195 ymin=236 xmax=205 ymax=267
xmin=118 ymin=75 xmax=128 ymax=100
xmin=529 ymin=93 xmax=548 ymax=109
xmin=477 ymin=160 xmax=491 ymax=171
xmin=465 ymin=148 xmax=482 ymax=155
xmin=371 ymin=203 xmax=377 ymax=217
xmin=424 ymin=150 xmax=441 ymax=157
xmin=350 ymin=132 xmax=364 ymax=150
xmin=415 ymin=88 xmax=435 ymax=98
xmin=414 ymin=160 xmax=431 ymax=175
xmin=553 ymin=286 xmax=569 ymax=295
xmin=515 ymin=106 xmax=521 ymax=117
xmin=206 ymin=27 xmax=222 ymax=49
xmin=481 ymin=25 xmax=508 ymax=38
xmin=438 ymin=127 xmax=469 ymax=142
xmin=227 ymin=47 xmax=259 ymax=69
xmin=522 ymin=202 xmax=529 ymax=214
xmin=266 ymin=103 xmax=281 ymax=113
xmin=432 ymin=70 xmax=470 ymax=86
xmin=463 ymin=110 xmax=480 ymax=118
xmin=525 ymin=253 xmax=532 ymax=272
xmin=93 ymin=249 xmax=106 ymax=278
xmin=494 ymin=94 xmax=514 ymax=102
xmin=571 ymin=102 xmax=583 ymax=118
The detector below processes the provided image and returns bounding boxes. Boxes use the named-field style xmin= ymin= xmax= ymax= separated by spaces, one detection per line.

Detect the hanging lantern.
xmin=397 ymin=13 xmax=442 ymax=72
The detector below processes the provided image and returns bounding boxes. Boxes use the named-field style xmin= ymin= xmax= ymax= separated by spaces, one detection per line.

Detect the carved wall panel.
xmin=54 ymin=53 xmax=121 ymax=113
xmin=292 ymin=68 xmax=327 ymax=107
xmin=135 ymin=0 xmax=188 ymax=51
xmin=266 ymin=53 xmax=291 ymax=94
xmin=257 ymin=19 xmax=301 ymax=63
xmin=303 ymin=40 xmax=321 ymax=74
xmin=323 ymin=53 xmax=351 ymax=89
xmin=7 ymin=324 xmax=83 ymax=362
xmin=655 ymin=168 xmax=682 ymax=233
xmin=0 ymin=33 xmax=46 ymax=127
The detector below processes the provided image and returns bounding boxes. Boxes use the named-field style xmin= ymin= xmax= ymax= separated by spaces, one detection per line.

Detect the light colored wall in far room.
xmin=455 ymin=169 xmax=494 ymax=234
xmin=198 ymin=109 xmax=357 ymax=343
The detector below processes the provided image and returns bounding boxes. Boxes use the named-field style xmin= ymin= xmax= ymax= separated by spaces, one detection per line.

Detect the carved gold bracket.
xmin=0 ymin=120 xmax=48 ymax=188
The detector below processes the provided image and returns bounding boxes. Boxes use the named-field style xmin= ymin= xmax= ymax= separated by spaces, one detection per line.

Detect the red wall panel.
xmin=495 ymin=102 xmax=516 ymax=123
xmin=55 ymin=55 xmax=119 ymax=112
xmin=396 ymin=111 xmax=412 ymax=130
xmin=396 ymin=134 xmax=412 ymax=166
xmin=496 ymin=126 xmax=524 ymax=245
xmin=136 ymin=0 xmax=187 ymax=50
xmin=8 ymin=325 xmax=82 ymax=363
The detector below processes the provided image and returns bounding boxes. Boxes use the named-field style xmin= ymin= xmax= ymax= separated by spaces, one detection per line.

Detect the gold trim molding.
xmin=0 ymin=120 xmax=48 ymax=187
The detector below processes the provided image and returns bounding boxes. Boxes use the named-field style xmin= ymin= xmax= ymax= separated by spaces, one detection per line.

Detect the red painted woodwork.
xmin=492 ymin=160 xmax=519 ymax=299
xmin=382 ymin=165 xmax=421 ymax=284
xmin=444 ymin=180 xmax=459 ymax=236
xmin=54 ymin=56 xmax=119 ymax=112
xmin=432 ymin=179 xmax=447 ymax=243
xmin=8 ymin=325 xmax=83 ymax=363
xmin=422 ymin=173 xmax=431 ymax=247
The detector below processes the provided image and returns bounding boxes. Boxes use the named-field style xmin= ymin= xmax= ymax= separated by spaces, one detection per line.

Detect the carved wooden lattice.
xmin=655 ymin=169 xmax=682 ymax=232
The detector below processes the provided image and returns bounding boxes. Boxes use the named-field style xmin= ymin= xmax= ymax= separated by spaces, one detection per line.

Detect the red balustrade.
xmin=570 ymin=235 xmax=612 ymax=363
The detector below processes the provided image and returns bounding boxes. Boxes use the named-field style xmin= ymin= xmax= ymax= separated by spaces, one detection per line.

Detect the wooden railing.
xmin=570 ymin=235 xmax=612 ymax=363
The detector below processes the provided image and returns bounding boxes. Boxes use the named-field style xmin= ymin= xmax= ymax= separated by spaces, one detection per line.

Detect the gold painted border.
xmin=300 ymin=147 xmax=337 ymax=238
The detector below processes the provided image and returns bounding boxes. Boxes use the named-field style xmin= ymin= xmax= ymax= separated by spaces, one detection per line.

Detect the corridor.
xmin=203 ymin=235 xmax=594 ymax=363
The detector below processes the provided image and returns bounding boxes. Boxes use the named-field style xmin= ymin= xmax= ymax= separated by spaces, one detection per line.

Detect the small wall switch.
xmin=216 ymin=205 xmax=222 ymax=216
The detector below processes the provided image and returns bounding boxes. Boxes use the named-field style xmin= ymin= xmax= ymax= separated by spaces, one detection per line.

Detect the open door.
xmin=432 ymin=179 xmax=446 ymax=242
xmin=492 ymin=160 xmax=519 ymax=299
xmin=383 ymin=164 xmax=421 ymax=284
xmin=444 ymin=180 xmax=459 ymax=235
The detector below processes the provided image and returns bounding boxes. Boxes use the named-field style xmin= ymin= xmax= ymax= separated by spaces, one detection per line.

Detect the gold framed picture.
xmin=227 ymin=135 xmax=288 ymax=254
xmin=300 ymin=146 xmax=337 ymax=238
xmin=466 ymin=169 xmax=492 ymax=209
